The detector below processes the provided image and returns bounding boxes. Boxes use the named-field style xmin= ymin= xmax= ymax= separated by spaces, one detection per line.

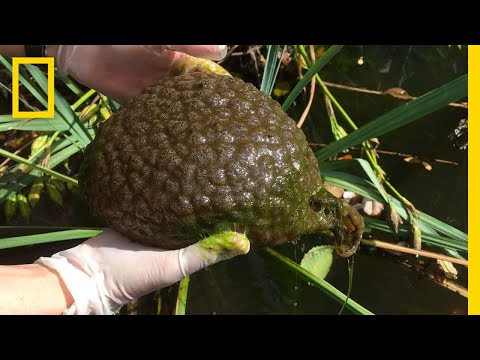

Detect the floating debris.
xmin=449 ymin=118 xmax=468 ymax=150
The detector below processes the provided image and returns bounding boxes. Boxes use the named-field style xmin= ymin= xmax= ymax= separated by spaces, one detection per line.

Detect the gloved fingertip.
xmin=198 ymin=45 xmax=228 ymax=61
xmin=196 ymin=231 xmax=251 ymax=262
xmin=167 ymin=45 xmax=229 ymax=61
xmin=212 ymin=45 xmax=228 ymax=61
xmin=229 ymin=232 xmax=251 ymax=256
xmin=178 ymin=232 xmax=250 ymax=277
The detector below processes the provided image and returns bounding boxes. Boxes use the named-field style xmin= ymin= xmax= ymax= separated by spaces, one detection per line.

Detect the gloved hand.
xmin=36 ymin=229 xmax=249 ymax=315
xmin=48 ymin=45 xmax=228 ymax=104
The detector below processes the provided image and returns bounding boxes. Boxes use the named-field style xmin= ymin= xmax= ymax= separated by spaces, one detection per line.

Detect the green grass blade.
xmin=0 ymin=115 xmax=16 ymax=122
xmin=418 ymin=210 xmax=468 ymax=243
xmin=267 ymin=46 xmax=286 ymax=96
xmin=0 ymin=134 xmax=80 ymax=187
xmin=323 ymin=170 xmax=384 ymax=200
xmin=364 ymin=217 xmax=467 ymax=252
xmin=260 ymin=45 xmax=280 ymax=95
xmin=55 ymin=71 xmax=85 ymax=97
xmin=0 ymin=226 xmax=103 ymax=230
xmin=319 ymin=170 xmax=387 ymax=209
xmin=316 ymin=74 xmax=468 ymax=161
xmin=57 ymin=127 xmax=96 ymax=149
xmin=264 ymin=45 xmax=287 ymax=95
xmin=0 ymin=56 xmax=49 ymax=109
xmin=322 ymin=172 xmax=424 ymax=233
xmin=25 ymin=64 xmax=93 ymax=146
xmin=0 ymin=148 xmax=78 ymax=185
xmin=265 ymin=247 xmax=373 ymax=315
xmin=282 ymin=45 xmax=344 ymax=111
xmin=0 ymin=118 xmax=73 ymax=132
xmin=49 ymin=141 xmax=84 ymax=165
xmin=0 ymin=229 xmax=102 ymax=250
xmin=71 ymin=89 xmax=96 ymax=110
xmin=323 ymin=170 xmax=467 ymax=256
xmin=322 ymin=171 xmax=467 ymax=246
xmin=322 ymin=172 xmax=421 ymax=228
xmin=0 ymin=81 xmax=38 ymax=111
xmin=321 ymin=159 xmax=389 ymax=202
xmin=0 ymin=57 xmax=93 ymax=147
xmin=0 ymin=133 xmax=86 ymax=201
xmin=0 ymin=144 xmax=84 ymax=201
xmin=174 ymin=276 xmax=190 ymax=315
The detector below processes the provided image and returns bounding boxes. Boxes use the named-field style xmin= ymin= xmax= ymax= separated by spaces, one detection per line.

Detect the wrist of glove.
xmin=36 ymin=229 xmax=249 ymax=315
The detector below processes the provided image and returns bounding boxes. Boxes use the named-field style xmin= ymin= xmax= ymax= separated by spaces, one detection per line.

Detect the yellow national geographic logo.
xmin=12 ymin=57 xmax=55 ymax=119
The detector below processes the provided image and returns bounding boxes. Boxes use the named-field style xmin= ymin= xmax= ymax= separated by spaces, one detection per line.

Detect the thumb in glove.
xmin=36 ymin=229 xmax=250 ymax=315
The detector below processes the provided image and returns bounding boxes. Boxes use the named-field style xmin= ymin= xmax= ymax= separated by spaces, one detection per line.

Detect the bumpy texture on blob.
xmin=79 ymin=73 xmax=363 ymax=256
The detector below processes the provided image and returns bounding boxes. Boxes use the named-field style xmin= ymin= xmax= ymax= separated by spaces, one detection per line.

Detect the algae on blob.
xmin=194 ymin=231 xmax=250 ymax=263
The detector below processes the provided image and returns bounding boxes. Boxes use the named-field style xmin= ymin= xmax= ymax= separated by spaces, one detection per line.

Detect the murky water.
xmin=0 ymin=45 xmax=468 ymax=314
xmin=187 ymin=46 xmax=468 ymax=315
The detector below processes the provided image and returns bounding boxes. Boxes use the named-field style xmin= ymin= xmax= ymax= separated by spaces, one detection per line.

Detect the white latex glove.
xmin=36 ymin=229 xmax=249 ymax=315
xmin=48 ymin=45 xmax=228 ymax=104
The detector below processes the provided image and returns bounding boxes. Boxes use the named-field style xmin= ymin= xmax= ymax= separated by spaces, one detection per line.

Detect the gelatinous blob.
xmin=80 ymin=73 xmax=364 ymax=256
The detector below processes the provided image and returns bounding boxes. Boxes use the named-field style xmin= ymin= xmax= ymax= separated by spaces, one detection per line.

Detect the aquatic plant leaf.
xmin=300 ymin=245 xmax=334 ymax=280
xmin=25 ymin=64 xmax=93 ymax=146
xmin=0 ymin=137 xmax=86 ymax=202
xmin=0 ymin=148 xmax=77 ymax=186
xmin=320 ymin=159 xmax=389 ymax=203
xmin=0 ymin=56 xmax=93 ymax=147
xmin=0 ymin=117 xmax=73 ymax=132
xmin=265 ymin=247 xmax=373 ymax=315
xmin=174 ymin=277 xmax=190 ymax=315
xmin=0 ymin=229 xmax=102 ymax=250
xmin=322 ymin=171 xmax=467 ymax=252
xmin=261 ymin=45 xmax=287 ymax=96
xmin=0 ymin=56 xmax=48 ymax=110
xmin=282 ymin=45 xmax=344 ymax=111
xmin=316 ymin=74 xmax=467 ymax=161
xmin=363 ymin=217 xmax=466 ymax=251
